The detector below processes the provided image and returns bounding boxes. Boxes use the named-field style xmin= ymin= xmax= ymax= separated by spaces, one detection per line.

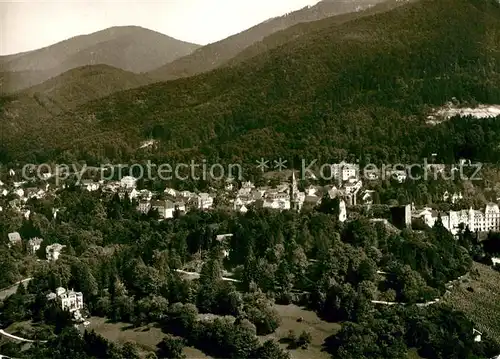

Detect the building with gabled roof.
xmin=120 ymin=176 xmax=137 ymax=189
xmin=47 ymin=287 xmax=84 ymax=313
xmin=7 ymin=232 xmax=22 ymax=248
xmin=46 ymin=243 xmax=66 ymax=261
xmin=151 ymin=199 xmax=175 ymax=219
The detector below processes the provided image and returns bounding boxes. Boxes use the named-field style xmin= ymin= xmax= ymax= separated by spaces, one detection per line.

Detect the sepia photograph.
xmin=1 ymin=0 xmax=500 ymax=358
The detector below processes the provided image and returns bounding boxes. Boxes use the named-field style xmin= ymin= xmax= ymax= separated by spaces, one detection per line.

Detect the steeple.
xmin=291 ymin=170 xmax=298 ymax=194
xmin=290 ymin=170 xmax=299 ymax=211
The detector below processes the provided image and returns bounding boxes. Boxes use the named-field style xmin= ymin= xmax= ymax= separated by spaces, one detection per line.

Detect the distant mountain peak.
xmin=0 ymin=26 xmax=200 ymax=92
xmin=148 ymin=0 xmax=387 ymax=81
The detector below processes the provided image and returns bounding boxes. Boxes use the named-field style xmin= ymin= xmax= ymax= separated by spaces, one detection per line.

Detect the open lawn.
xmin=85 ymin=307 xmax=423 ymax=359
xmin=87 ymin=317 xmax=211 ymax=359
xmin=443 ymin=262 xmax=500 ymax=343
xmin=262 ymin=304 xmax=341 ymax=359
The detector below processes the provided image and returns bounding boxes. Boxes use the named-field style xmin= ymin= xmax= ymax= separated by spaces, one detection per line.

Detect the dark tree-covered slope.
xmin=147 ymin=0 xmax=388 ymax=81
xmin=225 ymin=0 xmax=418 ymax=68
xmin=1 ymin=0 xmax=500 ymax=165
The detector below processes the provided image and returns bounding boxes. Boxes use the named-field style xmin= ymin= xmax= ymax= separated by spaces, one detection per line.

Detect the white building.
xmin=198 ymin=193 xmax=214 ymax=210
xmin=238 ymin=181 xmax=255 ymax=196
xmin=305 ymin=185 xmax=318 ymax=197
xmin=81 ymin=180 xmax=100 ymax=192
xmin=164 ymin=187 xmax=177 ymax=197
xmin=47 ymin=287 xmax=84 ymax=313
xmin=262 ymin=192 xmax=291 ymax=211
xmin=60 ymin=289 xmax=84 ymax=312
xmin=151 ymin=200 xmax=175 ymax=219
xmin=416 ymin=203 xmax=500 ymax=235
xmin=137 ymin=200 xmax=152 ymax=214
xmin=28 ymin=237 xmax=43 ymax=255
xmin=179 ymin=190 xmax=194 ymax=198
xmin=216 ymin=234 xmax=233 ymax=242
xmin=234 ymin=197 xmax=254 ymax=212
xmin=120 ymin=176 xmax=137 ymax=189
xmin=139 ymin=189 xmax=153 ymax=201
xmin=238 ymin=204 xmax=248 ymax=213
xmin=118 ymin=187 xmax=138 ymax=201
xmin=22 ymin=208 xmax=31 ymax=220
xmin=7 ymin=232 xmax=22 ymax=248
xmin=473 ymin=328 xmax=482 ymax=343
xmin=339 ymin=199 xmax=347 ymax=222
xmin=331 ymin=162 xmax=359 ymax=182
xmin=46 ymin=243 xmax=66 ymax=262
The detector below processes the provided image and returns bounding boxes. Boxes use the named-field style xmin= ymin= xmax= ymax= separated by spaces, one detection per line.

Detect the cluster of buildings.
xmin=2 ymin=163 xmax=372 ymax=225
xmin=232 ymin=165 xmax=363 ymax=214
xmin=389 ymin=202 xmax=500 ymax=236
xmin=6 ymin=232 xmax=66 ymax=261
xmin=79 ymin=175 xmax=216 ymax=220
xmin=415 ymin=203 xmax=500 ymax=235
xmin=0 ymin=180 xmax=51 ymax=219
xmin=137 ymin=190 xmax=214 ymax=219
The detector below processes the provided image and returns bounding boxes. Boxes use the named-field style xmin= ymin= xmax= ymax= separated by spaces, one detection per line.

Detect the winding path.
xmin=0 ymin=278 xmax=33 ymax=301
xmin=0 ymin=278 xmax=45 ymax=345
xmin=371 ymin=273 xmax=468 ymax=307
xmin=0 ymin=329 xmax=47 ymax=343
xmin=174 ymin=269 xmax=241 ymax=283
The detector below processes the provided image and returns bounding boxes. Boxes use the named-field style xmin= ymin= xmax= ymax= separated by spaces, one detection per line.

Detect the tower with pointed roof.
xmin=290 ymin=170 xmax=299 ymax=211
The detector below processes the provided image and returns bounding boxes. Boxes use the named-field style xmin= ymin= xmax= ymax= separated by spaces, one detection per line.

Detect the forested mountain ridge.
xmin=0 ymin=65 xmax=155 ymax=142
xmin=224 ymin=0 xmax=418 ymax=68
xmin=147 ymin=0 xmax=388 ymax=81
xmin=0 ymin=26 xmax=199 ymax=93
xmin=1 ymin=0 xmax=500 ymax=165
xmin=22 ymin=65 xmax=153 ymax=114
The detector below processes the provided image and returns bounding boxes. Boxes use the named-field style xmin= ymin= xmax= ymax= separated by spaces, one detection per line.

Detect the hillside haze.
xmin=0 ymin=26 xmax=200 ymax=93
xmin=2 ymin=0 xmax=500 ymax=166
xmin=147 ymin=0 xmax=388 ymax=81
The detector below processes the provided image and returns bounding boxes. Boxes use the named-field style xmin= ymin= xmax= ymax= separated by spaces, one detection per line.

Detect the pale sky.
xmin=0 ymin=0 xmax=320 ymax=55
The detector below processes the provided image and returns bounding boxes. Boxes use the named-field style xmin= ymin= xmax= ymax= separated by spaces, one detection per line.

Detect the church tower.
xmin=290 ymin=171 xmax=299 ymax=211
xmin=339 ymin=199 xmax=347 ymax=222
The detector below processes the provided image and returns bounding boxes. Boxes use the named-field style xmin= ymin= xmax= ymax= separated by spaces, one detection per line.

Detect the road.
xmin=174 ymin=269 xmax=241 ymax=283
xmin=0 ymin=329 xmax=46 ymax=343
xmin=0 ymin=278 xmax=33 ymax=301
